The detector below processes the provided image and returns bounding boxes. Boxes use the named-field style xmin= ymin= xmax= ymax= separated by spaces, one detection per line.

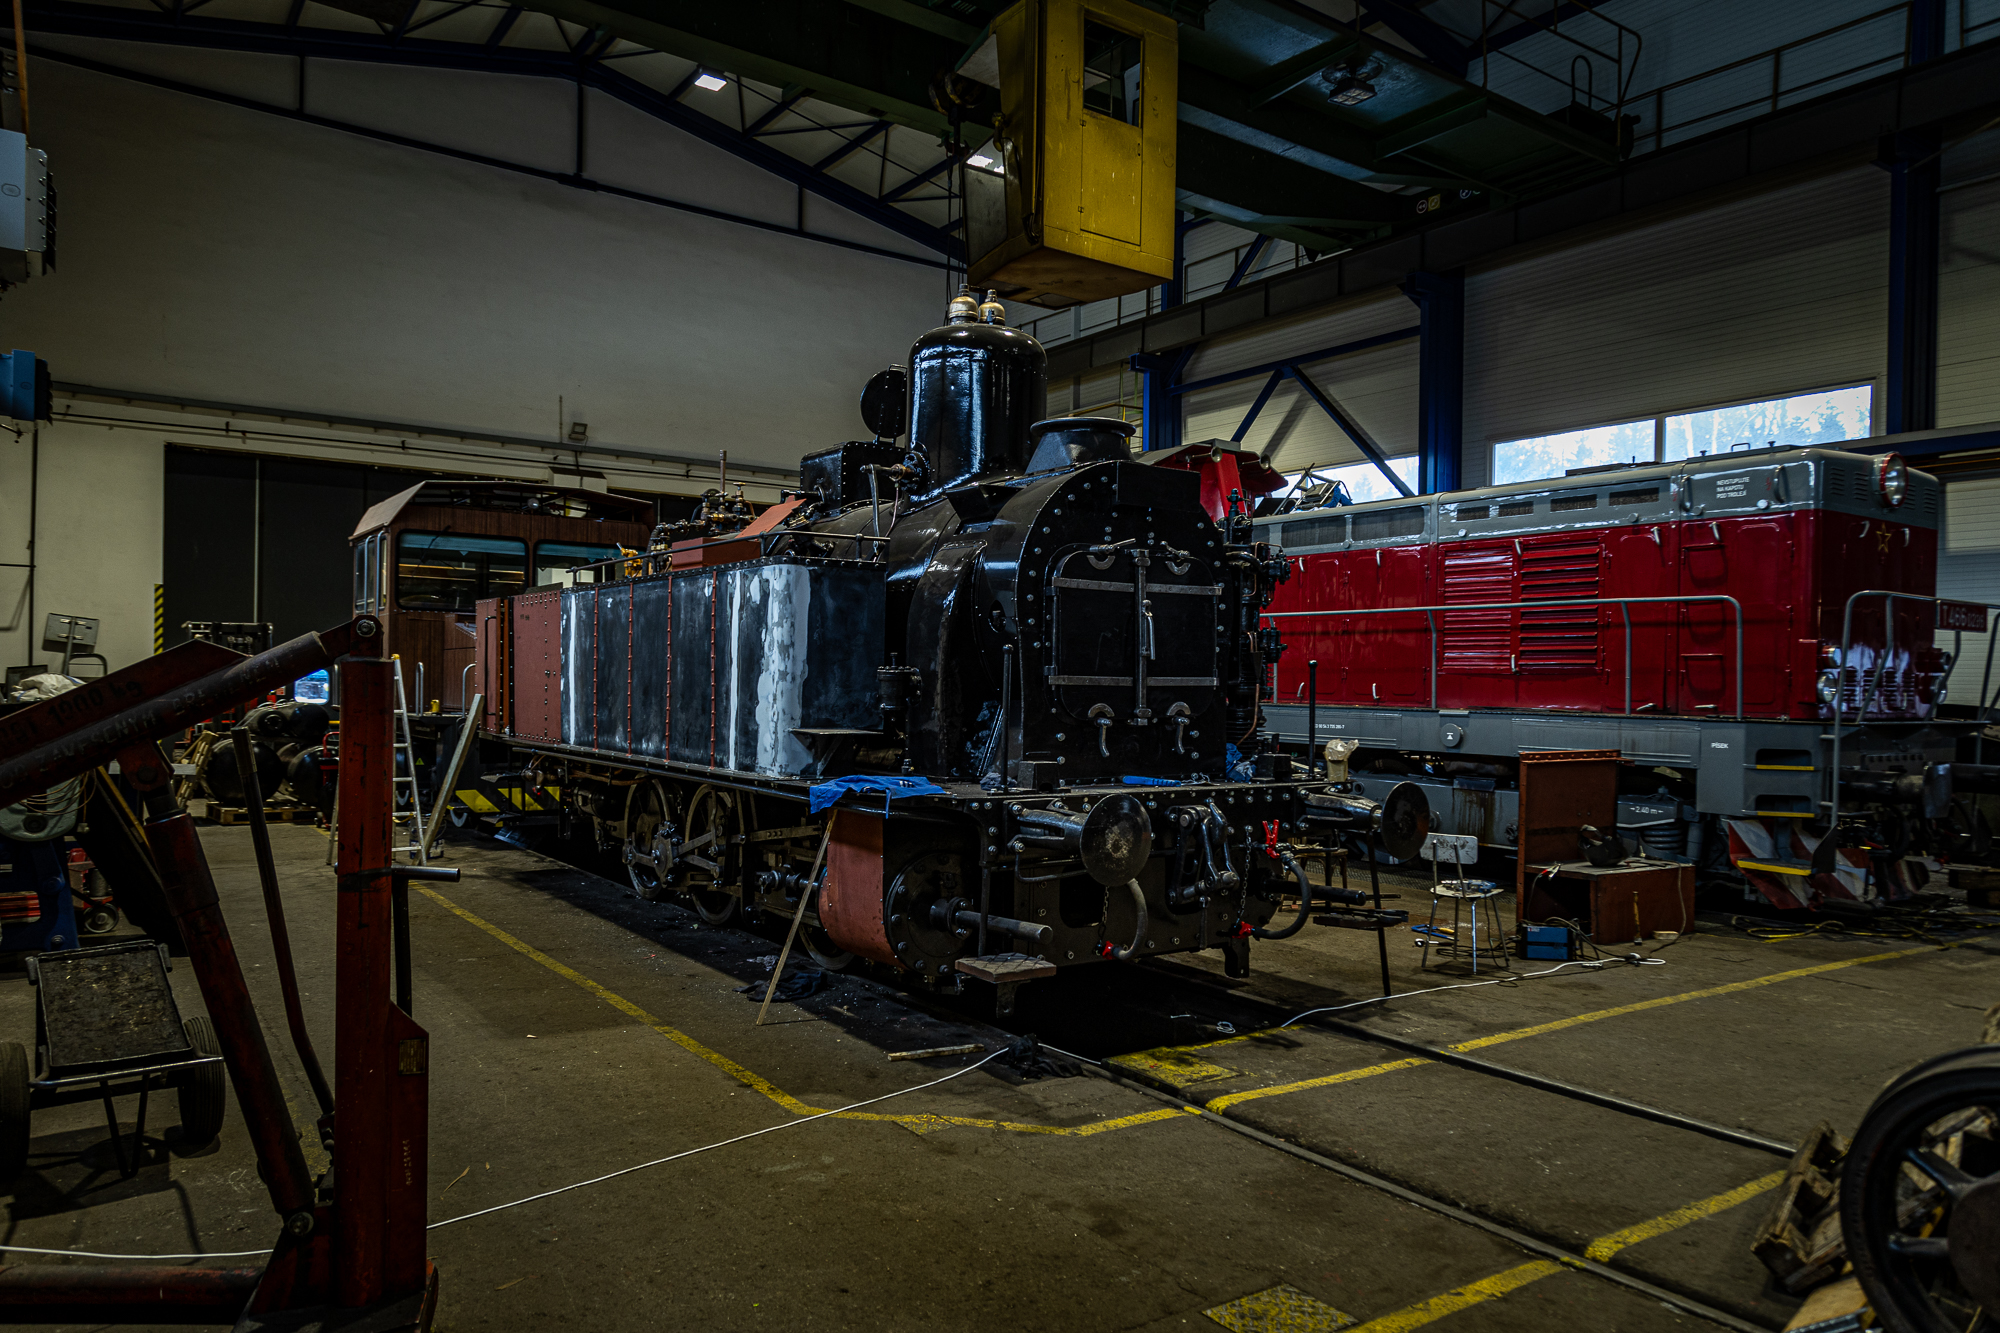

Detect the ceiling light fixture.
xmin=1323 ymin=59 xmax=1380 ymax=107
xmin=967 ymin=153 xmax=996 ymax=170
xmin=1326 ymin=71 xmax=1376 ymax=106
xmin=692 ymin=70 xmax=728 ymax=92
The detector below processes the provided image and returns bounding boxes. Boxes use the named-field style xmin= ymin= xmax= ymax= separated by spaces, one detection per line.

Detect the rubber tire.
xmin=1840 ymin=1045 xmax=2000 ymax=1333
xmin=176 ymin=1018 xmax=228 ymax=1150
xmin=0 ymin=1042 xmax=30 ymax=1191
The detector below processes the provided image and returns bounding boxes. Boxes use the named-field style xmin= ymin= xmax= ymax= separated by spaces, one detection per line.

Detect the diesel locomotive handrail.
xmin=1822 ymin=589 xmax=2000 ymax=833
xmin=1263 ymin=593 xmax=1747 ymax=720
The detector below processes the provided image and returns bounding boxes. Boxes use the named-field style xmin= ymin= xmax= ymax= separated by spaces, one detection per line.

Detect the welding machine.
xmin=1519 ymin=923 xmax=1579 ymax=961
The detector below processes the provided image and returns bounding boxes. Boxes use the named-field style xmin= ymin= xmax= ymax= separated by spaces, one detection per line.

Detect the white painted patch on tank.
xmin=717 ymin=565 xmax=816 ymax=777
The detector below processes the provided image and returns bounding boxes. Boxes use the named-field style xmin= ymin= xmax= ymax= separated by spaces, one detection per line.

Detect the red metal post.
xmin=333 ymin=646 xmax=434 ymax=1309
xmin=112 ymin=743 xmax=328 ymax=1313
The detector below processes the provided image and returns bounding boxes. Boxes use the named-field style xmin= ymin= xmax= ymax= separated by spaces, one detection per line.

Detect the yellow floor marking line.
xmin=1107 ymin=1047 xmax=1243 ymax=1089
xmin=417 ymin=886 xmax=1186 ymax=1139
xmin=1205 ymin=1059 xmax=1430 ymax=1111
xmin=1342 ymin=1261 xmax=1563 ymax=1333
xmin=1446 ymin=945 xmax=1935 ymax=1054
xmin=1180 ymin=943 xmax=1942 ymax=1112
xmin=1257 ymin=1171 xmax=1787 ymax=1333
xmin=1582 ymin=1170 xmax=1786 ymax=1263
xmin=1204 ymin=1282 xmax=1357 ymax=1331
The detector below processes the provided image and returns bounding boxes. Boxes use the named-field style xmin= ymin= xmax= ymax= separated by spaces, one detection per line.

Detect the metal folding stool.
xmin=1418 ymin=832 xmax=1510 ymax=974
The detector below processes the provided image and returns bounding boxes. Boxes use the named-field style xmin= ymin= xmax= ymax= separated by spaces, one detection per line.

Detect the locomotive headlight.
xmin=1816 ymin=668 xmax=1840 ymax=705
xmin=1876 ymin=453 xmax=1908 ymax=508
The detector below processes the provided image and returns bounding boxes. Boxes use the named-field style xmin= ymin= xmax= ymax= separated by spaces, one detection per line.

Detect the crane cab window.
xmin=395 ymin=531 xmax=528 ymax=612
xmin=1082 ymin=21 xmax=1143 ymax=125
xmin=536 ymin=541 xmax=623 ymax=587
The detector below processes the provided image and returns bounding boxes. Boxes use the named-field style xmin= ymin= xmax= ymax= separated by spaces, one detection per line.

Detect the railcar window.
xmin=1497 ymin=501 xmax=1535 ymax=517
xmin=395 ymin=531 xmax=528 ymax=612
xmin=1350 ymin=505 xmax=1425 ymax=541
xmin=352 ymin=533 xmax=384 ymax=613
xmin=1282 ymin=514 xmax=1345 ymax=547
xmin=1609 ymin=488 xmax=1660 ymax=505
xmin=1550 ymin=494 xmax=1598 ymax=512
xmin=536 ymin=541 xmax=622 ymax=587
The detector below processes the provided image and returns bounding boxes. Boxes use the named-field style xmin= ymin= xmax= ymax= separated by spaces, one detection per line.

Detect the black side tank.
xmin=907 ymin=290 xmax=1047 ymax=497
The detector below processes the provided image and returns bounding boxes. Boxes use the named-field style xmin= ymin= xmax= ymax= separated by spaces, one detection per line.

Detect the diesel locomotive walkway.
xmin=0 ymin=827 xmax=1988 ymax=1332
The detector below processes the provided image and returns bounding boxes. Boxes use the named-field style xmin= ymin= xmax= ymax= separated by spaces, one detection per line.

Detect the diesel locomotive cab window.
xmin=1082 ymin=21 xmax=1142 ymax=124
xmin=535 ymin=541 xmax=621 ymax=587
xmin=394 ymin=531 xmax=528 ymax=612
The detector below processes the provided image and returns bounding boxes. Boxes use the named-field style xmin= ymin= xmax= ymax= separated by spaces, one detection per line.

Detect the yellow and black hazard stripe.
xmin=454 ymin=783 xmax=563 ymax=819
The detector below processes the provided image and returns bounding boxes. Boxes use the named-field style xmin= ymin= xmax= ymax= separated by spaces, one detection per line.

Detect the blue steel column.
xmin=1885 ymin=0 xmax=1945 ymax=434
xmin=1401 ymin=269 xmax=1464 ymax=494
xmin=1133 ymin=349 xmax=1193 ymax=453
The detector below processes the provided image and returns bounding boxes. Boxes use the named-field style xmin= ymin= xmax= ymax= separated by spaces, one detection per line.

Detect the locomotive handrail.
xmin=1823 ymin=589 xmax=2000 ymax=833
xmin=1263 ymin=593 xmax=1746 ymax=721
xmin=560 ymin=528 xmax=893 ymax=581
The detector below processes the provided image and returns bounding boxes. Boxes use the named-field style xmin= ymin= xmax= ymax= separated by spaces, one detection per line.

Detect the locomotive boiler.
xmin=460 ymin=288 xmax=1426 ymax=1007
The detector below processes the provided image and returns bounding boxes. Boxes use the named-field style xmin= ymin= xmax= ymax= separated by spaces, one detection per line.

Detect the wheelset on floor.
xmin=1843 ymin=1044 xmax=2000 ymax=1333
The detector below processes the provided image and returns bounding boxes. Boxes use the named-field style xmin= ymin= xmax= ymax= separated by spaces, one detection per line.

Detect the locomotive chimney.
xmin=906 ymin=285 xmax=1047 ymax=496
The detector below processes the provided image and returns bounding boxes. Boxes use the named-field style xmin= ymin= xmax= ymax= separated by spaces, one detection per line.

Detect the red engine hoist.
xmin=0 ymin=615 xmax=440 ymax=1330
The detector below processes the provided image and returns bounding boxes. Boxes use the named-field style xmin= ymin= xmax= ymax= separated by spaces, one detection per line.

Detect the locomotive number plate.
xmin=1938 ymin=601 xmax=1989 ymax=632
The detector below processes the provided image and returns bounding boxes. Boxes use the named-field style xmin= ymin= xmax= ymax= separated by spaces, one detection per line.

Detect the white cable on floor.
xmin=0 ymin=1048 xmax=1009 ymax=1262
xmin=0 ymin=1242 xmax=275 ymax=1260
xmin=427 ymin=1047 xmax=1006 ymax=1231
xmin=1275 ymin=957 xmax=1656 ymax=1028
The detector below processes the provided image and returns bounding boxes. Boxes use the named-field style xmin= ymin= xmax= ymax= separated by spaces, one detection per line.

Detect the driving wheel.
xmin=678 ymin=785 xmax=743 ymax=926
xmin=1842 ymin=1045 xmax=2000 ymax=1333
xmin=623 ymin=781 xmax=677 ymax=901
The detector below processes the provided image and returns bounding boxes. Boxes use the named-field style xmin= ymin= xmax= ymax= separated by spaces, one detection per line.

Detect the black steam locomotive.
xmin=463 ymin=288 xmax=1425 ymax=1008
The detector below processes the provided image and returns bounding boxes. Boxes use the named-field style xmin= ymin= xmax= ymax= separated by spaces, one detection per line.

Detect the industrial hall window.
xmin=535 ymin=541 xmax=622 ymax=588
xmin=1082 ymin=20 xmax=1143 ymax=124
xmin=1489 ymin=384 xmax=1873 ymax=486
xmin=395 ymin=531 xmax=528 ymax=612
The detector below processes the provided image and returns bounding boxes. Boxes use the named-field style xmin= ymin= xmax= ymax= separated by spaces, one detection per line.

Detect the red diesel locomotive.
xmin=1246 ymin=446 xmax=1992 ymax=909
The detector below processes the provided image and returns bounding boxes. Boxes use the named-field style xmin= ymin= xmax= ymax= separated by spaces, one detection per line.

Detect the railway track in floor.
xmin=527 ymin=833 xmax=1830 ymax=1331
xmin=945 ymin=957 xmax=1804 ymax=1333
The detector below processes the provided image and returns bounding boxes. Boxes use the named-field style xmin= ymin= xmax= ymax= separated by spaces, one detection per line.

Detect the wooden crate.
xmin=1948 ymin=865 xmax=2000 ymax=906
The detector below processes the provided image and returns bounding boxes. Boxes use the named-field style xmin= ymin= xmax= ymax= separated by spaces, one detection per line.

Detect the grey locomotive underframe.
xmin=1264 ymin=702 xmax=1975 ymax=859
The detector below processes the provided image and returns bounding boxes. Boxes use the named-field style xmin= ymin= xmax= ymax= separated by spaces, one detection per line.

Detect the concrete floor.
xmin=0 ymin=823 xmax=1993 ymax=1333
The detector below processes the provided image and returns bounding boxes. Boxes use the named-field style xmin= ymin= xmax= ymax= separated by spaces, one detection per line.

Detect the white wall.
xmin=1941 ymin=133 xmax=2000 ymax=428
xmin=7 ymin=50 xmax=944 ymax=468
xmin=0 ymin=46 xmax=952 ymax=673
xmin=1461 ymin=167 xmax=1889 ymax=487
xmin=1181 ymin=293 xmax=1419 ymax=474
xmin=0 ymin=423 xmax=162 ymax=674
